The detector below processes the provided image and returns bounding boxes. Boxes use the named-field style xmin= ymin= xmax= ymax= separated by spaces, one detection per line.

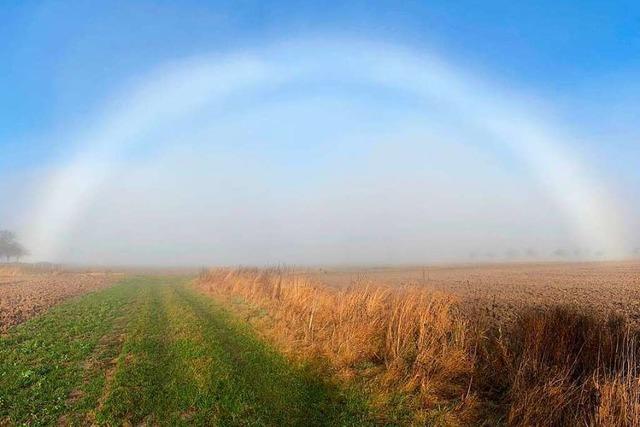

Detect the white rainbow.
xmin=25 ymin=39 xmax=626 ymax=261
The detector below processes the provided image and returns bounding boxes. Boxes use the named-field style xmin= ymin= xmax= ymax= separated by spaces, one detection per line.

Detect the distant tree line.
xmin=0 ymin=230 xmax=28 ymax=262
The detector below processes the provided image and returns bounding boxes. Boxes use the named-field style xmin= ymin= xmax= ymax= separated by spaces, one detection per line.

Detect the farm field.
xmin=0 ymin=269 xmax=117 ymax=332
xmin=0 ymin=276 xmax=371 ymax=426
xmin=2 ymin=262 xmax=640 ymax=425
xmin=306 ymin=261 xmax=640 ymax=323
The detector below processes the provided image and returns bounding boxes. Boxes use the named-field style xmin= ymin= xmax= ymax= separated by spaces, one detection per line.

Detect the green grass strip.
xmin=0 ymin=277 xmax=143 ymax=426
xmin=1 ymin=277 xmax=374 ymax=426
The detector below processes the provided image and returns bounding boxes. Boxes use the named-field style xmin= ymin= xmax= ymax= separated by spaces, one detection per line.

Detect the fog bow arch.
xmin=26 ymin=40 xmax=626 ymax=261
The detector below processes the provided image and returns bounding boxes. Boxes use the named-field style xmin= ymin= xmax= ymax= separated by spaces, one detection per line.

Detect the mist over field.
xmin=1 ymin=3 xmax=639 ymax=266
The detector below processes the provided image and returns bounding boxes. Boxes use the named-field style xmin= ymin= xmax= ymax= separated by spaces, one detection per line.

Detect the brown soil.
xmin=0 ymin=271 xmax=119 ymax=332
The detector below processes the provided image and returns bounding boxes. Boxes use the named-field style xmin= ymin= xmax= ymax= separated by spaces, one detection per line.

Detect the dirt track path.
xmin=0 ymin=277 xmax=371 ymax=426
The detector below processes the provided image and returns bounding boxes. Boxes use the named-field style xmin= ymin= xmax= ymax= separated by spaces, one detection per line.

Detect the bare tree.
xmin=0 ymin=230 xmax=28 ymax=263
xmin=8 ymin=242 xmax=28 ymax=262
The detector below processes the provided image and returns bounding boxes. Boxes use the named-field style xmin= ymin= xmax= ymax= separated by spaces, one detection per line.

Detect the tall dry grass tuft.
xmin=197 ymin=267 xmax=475 ymax=413
xmin=477 ymin=306 xmax=640 ymax=426
xmin=197 ymin=268 xmax=640 ymax=425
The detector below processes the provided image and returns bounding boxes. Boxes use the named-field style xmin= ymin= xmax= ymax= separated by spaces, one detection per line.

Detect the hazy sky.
xmin=1 ymin=1 xmax=639 ymax=265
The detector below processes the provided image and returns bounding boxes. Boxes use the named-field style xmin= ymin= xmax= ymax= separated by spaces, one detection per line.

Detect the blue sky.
xmin=1 ymin=1 xmax=639 ymax=264
xmin=3 ymin=0 xmax=639 ymax=145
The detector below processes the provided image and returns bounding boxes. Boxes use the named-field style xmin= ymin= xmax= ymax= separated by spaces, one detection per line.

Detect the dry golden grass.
xmin=476 ymin=306 xmax=640 ymax=426
xmin=197 ymin=269 xmax=473 ymax=404
xmin=197 ymin=266 xmax=640 ymax=426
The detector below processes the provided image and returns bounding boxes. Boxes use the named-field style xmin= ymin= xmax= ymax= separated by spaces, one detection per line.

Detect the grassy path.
xmin=0 ymin=277 xmax=372 ymax=426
